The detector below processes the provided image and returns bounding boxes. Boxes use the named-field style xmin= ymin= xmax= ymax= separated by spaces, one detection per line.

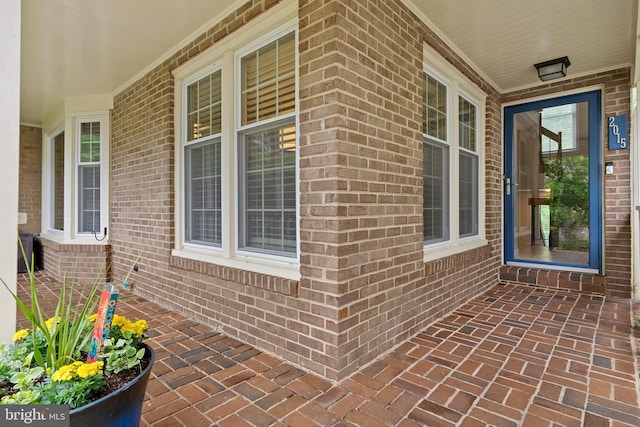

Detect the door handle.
xmin=505 ymin=178 xmax=511 ymax=196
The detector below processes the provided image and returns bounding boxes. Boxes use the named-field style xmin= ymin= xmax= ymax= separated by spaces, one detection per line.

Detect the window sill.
xmin=171 ymin=248 xmax=301 ymax=282
xmin=423 ymin=237 xmax=488 ymax=263
xmin=40 ymin=230 xmax=109 ymax=246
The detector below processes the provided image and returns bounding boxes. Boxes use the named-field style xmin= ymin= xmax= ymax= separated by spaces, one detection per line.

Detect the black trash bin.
xmin=18 ymin=231 xmax=33 ymax=273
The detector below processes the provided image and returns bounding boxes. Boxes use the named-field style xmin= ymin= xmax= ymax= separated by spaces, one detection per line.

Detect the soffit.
xmin=404 ymin=0 xmax=637 ymax=93
xmin=21 ymin=0 xmax=244 ymax=126
xmin=20 ymin=0 xmax=639 ymax=126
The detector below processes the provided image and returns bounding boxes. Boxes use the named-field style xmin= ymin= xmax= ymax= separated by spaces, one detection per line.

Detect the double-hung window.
xmin=238 ymin=32 xmax=296 ymax=256
xmin=77 ymin=120 xmax=102 ymax=234
xmin=42 ymin=96 xmax=111 ymax=244
xmin=423 ymin=74 xmax=450 ymax=243
xmin=52 ymin=130 xmax=65 ymax=231
xmin=458 ymin=95 xmax=479 ymax=238
xmin=173 ymin=10 xmax=298 ymax=279
xmin=184 ymin=69 xmax=222 ymax=246
xmin=423 ymin=45 xmax=486 ymax=260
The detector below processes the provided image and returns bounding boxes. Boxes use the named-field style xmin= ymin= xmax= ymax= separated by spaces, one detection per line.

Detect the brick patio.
xmin=15 ymin=272 xmax=640 ymax=426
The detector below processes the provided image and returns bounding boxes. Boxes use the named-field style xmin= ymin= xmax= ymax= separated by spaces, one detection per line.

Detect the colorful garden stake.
xmin=87 ymin=283 xmax=119 ymax=363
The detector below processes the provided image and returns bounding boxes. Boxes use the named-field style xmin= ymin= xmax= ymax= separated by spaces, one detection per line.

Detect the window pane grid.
xmin=459 ymin=152 xmax=478 ymax=237
xmin=423 ymin=140 xmax=449 ymax=242
xmin=78 ymin=165 xmax=100 ymax=233
xmin=424 ymin=75 xmax=447 ymax=140
xmin=80 ymin=121 xmax=100 ymax=163
xmin=241 ymin=32 xmax=295 ymax=125
xmin=187 ymin=70 xmax=222 ymax=142
xmin=241 ymin=124 xmax=296 ymax=255
xmin=186 ymin=139 xmax=222 ymax=246
xmin=459 ymin=96 xmax=476 ymax=152
xmin=53 ymin=132 xmax=65 ymax=231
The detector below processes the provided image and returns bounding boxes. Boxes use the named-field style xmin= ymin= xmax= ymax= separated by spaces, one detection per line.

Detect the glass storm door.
xmin=504 ymin=91 xmax=602 ymax=272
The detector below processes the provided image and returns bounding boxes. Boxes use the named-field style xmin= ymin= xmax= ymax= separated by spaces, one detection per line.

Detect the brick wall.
xmin=38 ymin=237 xmax=112 ymax=286
xmin=298 ymin=0 xmax=426 ymax=378
xmin=109 ymin=0 xmax=500 ymax=381
xmin=500 ymin=68 xmax=632 ymax=297
xmin=298 ymin=0 xmax=503 ymax=378
xmin=18 ymin=125 xmax=42 ymax=235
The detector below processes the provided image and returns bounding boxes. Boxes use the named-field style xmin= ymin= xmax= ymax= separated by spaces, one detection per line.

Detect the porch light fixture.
xmin=534 ymin=56 xmax=570 ymax=81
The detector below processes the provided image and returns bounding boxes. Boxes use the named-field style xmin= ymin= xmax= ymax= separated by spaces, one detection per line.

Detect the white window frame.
xmin=423 ymin=72 xmax=451 ymax=244
xmin=423 ymin=44 xmax=487 ymax=262
xmin=44 ymin=124 xmax=66 ymax=237
xmin=172 ymin=0 xmax=299 ymax=280
xmin=183 ymin=64 xmax=224 ymax=248
xmin=76 ymin=117 xmax=105 ymax=236
xmin=235 ymin=27 xmax=297 ymax=259
xmin=41 ymin=98 xmax=111 ymax=244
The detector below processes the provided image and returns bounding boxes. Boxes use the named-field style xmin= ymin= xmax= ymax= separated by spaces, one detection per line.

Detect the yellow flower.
xmin=76 ymin=361 xmax=103 ymax=378
xmin=112 ymin=315 xmax=127 ymax=327
xmin=45 ymin=316 xmax=62 ymax=331
xmin=52 ymin=360 xmax=104 ymax=381
xmin=121 ymin=319 xmax=148 ymax=337
xmin=51 ymin=364 xmax=76 ymax=382
xmin=87 ymin=313 xmax=97 ymax=322
xmin=12 ymin=329 xmax=29 ymax=342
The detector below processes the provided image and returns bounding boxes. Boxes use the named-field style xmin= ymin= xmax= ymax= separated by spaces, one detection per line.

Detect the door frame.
xmin=503 ymin=89 xmax=602 ymax=273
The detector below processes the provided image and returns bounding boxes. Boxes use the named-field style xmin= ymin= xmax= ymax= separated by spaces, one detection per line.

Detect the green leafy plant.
xmin=1 ymin=239 xmax=102 ymax=373
xmin=1 ymin=367 xmax=45 ymax=404
xmin=0 ymin=235 xmax=148 ymax=409
xmin=544 ymin=155 xmax=590 ymax=251
xmin=91 ymin=313 xmax=148 ymax=375
xmin=102 ymin=336 xmax=146 ymax=375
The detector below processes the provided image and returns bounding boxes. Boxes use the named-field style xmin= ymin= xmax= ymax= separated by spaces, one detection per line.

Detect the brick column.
xmin=299 ymin=0 xmax=425 ymax=379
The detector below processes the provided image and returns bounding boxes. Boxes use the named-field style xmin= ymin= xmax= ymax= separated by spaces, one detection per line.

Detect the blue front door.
xmin=504 ymin=90 xmax=602 ymax=272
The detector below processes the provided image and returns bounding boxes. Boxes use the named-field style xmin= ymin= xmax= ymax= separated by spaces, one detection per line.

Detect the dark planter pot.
xmin=70 ymin=343 xmax=155 ymax=427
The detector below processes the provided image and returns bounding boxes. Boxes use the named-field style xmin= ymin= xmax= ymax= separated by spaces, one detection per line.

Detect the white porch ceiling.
xmin=21 ymin=0 xmax=245 ymax=126
xmin=404 ymin=0 xmax=638 ymax=93
xmin=20 ymin=0 xmax=639 ymax=126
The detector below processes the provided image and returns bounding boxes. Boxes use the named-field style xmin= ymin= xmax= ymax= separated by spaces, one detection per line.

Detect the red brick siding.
xmin=109 ymin=0 xmax=503 ymax=381
xmin=38 ymin=237 xmax=112 ymax=286
xmin=29 ymin=0 xmax=631 ymax=382
xmin=18 ymin=125 xmax=42 ymax=235
xmin=110 ymin=0 xmax=320 ymax=375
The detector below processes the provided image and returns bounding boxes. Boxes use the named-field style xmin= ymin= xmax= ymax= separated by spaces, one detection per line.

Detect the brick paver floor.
xmin=15 ymin=272 xmax=640 ymax=426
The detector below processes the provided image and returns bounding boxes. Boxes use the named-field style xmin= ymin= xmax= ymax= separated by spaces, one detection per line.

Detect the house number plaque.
xmin=608 ymin=115 xmax=628 ymax=150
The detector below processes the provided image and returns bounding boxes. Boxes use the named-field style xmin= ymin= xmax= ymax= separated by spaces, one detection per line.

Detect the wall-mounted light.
xmin=534 ymin=56 xmax=570 ymax=81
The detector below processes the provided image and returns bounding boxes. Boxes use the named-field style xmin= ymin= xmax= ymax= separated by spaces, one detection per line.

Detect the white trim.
xmin=423 ymin=44 xmax=488 ymax=262
xmin=171 ymin=1 xmax=297 ymax=80
xmin=0 ymin=0 xmax=20 ymax=345
xmin=41 ymin=110 xmax=111 ymax=245
xmin=74 ymin=116 xmax=109 ymax=240
xmin=424 ymin=238 xmax=488 ymax=262
xmin=171 ymin=248 xmax=300 ymax=281
xmin=222 ymin=50 xmax=236 ymax=259
xmin=41 ymin=124 xmax=65 ymax=235
xmin=173 ymin=14 xmax=300 ymax=280
xmin=501 ymin=84 xmax=606 ymax=108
